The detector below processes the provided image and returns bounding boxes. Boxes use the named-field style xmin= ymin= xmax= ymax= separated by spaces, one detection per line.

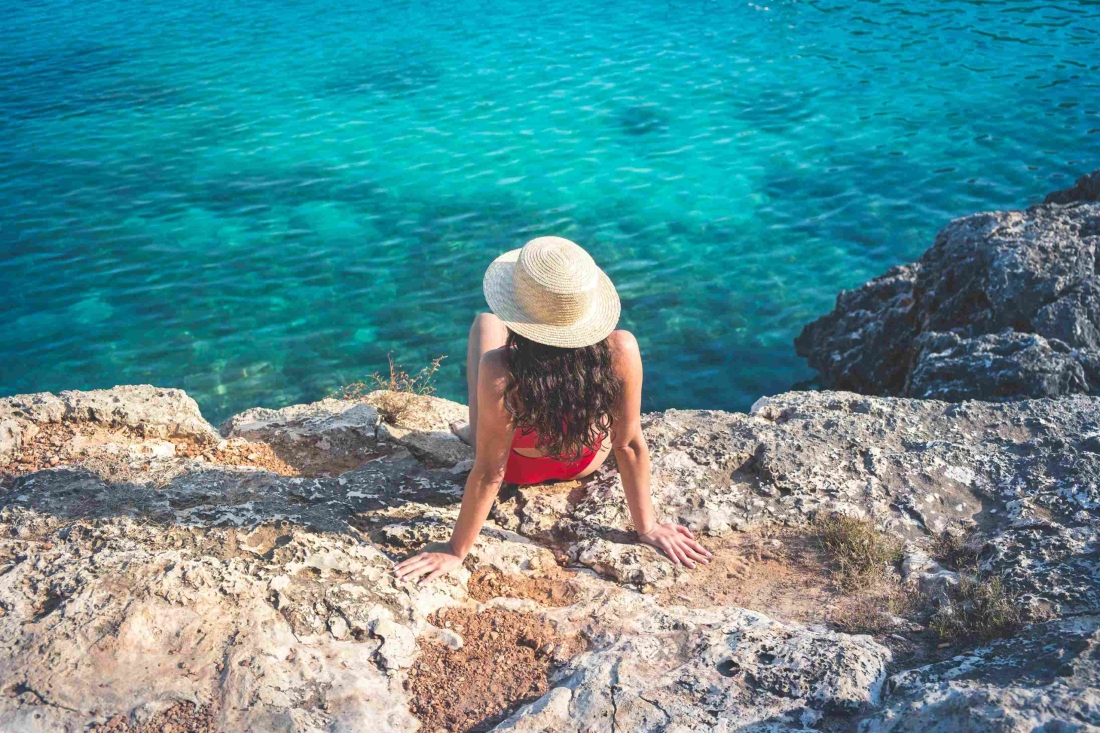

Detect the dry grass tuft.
xmin=930 ymin=572 xmax=1033 ymax=642
xmin=928 ymin=528 xmax=1031 ymax=642
xmin=333 ymin=353 xmax=446 ymax=423
xmin=812 ymin=514 xmax=904 ymax=591
xmin=829 ymin=582 xmax=927 ymax=635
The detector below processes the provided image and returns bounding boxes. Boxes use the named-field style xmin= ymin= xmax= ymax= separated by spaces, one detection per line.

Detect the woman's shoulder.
xmin=608 ymin=330 xmax=642 ymax=375
xmin=608 ymin=329 xmax=639 ymax=354
xmin=478 ymin=346 xmax=511 ymax=389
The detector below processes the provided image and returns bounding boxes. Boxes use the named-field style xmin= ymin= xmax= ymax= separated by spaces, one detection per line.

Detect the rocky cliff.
xmin=796 ymin=169 xmax=1100 ymax=402
xmin=3 ymin=174 xmax=1100 ymax=732
xmin=1 ymin=383 xmax=1097 ymax=732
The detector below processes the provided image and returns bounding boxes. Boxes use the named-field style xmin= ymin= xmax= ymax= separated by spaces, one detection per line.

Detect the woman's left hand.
xmin=639 ymin=523 xmax=713 ymax=568
xmin=394 ymin=541 xmax=465 ymax=585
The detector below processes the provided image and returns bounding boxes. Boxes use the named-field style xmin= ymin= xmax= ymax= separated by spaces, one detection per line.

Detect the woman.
xmin=394 ymin=237 xmax=711 ymax=585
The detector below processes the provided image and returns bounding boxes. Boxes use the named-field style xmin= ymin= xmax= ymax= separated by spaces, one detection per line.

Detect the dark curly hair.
xmin=503 ymin=331 xmax=623 ymax=460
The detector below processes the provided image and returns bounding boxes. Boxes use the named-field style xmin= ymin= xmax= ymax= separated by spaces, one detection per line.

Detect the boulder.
xmin=366 ymin=390 xmax=474 ymax=467
xmin=220 ymin=398 xmax=382 ymax=475
xmin=0 ymin=386 xmax=220 ymax=464
xmin=906 ymin=330 xmax=1089 ymax=401
xmin=496 ymin=606 xmax=892 ymax=731
xmin=1045 ymin=169 xmax=1100 ymax=205
xmin=797 ymin=173 xmax=1100 ymax=402
xmin=220 ymin=391 xmax=473 ymax=472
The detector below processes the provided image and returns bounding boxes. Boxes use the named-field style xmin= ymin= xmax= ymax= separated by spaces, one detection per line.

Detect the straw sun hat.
xmin=483 ymin=237 xmax=620 ymax=348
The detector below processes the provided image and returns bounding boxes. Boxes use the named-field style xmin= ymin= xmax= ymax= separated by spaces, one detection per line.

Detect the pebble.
xmin=329 ymin=617 xmax=349 ymax=640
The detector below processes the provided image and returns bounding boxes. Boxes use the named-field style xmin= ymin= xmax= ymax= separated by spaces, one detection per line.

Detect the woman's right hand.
xmin=639 ymin=523 xmax=713 ymax=568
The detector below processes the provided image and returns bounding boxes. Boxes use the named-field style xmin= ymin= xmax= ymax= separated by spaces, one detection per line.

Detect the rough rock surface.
xmin=220 ymin=390 xmax=472 ymax=474
xmin=3 ymin=385 xmax=1099 ymax=731
xmin=0 ymin=386 xmax=220 ymax=465
xmin=862 ymin=615 xmax=1100 ymax=732
xmin=796 ymin=171 xmax=1100 ymax=402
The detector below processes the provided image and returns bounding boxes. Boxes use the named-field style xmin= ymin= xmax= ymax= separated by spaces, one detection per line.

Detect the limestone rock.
xmin=907 ymin=330 xmax=1089 ymax=401
xmin=377 ymin=421 xmax=472 ymax=468
xmin=373 ymin=618 xmax=418 ymax=670
xmin=570 ymin=537 xmax=675 ymax=585
xmin=861 ymin=615 xmax=1100 ymax=732
xmin=1045 ymin=169 xmax=1100 ymax=205
xmin=367 ymin=390 xmax=473 ymax=467
xmin=1 ymin=386 xmax=219 ymax=464
xmin=797 ymin=176 xmax=1100 ymax=401
xmin=0 ymin=520 xmax=434 ymax=731
xmin=496 ymin=605 xmax=892 ymax=731
xmin=3 ymin=384 xmax=1100 ymax=731
xmin=219 ymin=390 xmax=473 ymax=471
xmin=220 ymin=398 xmax=381 ymax=475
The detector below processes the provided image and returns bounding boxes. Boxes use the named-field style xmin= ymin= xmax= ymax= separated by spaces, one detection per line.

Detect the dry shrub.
xmin=333 ymin=353 xmax=445 ymax=423
xmin=831 ymin=583 xmax=927 ymax=635
xmin=812 ymin=514 xmax=904 ymax=591
xmin=931 ymin=528 xmax=988 ymax=571
xmin=931 ymin=572 xmax=1035 ymax=642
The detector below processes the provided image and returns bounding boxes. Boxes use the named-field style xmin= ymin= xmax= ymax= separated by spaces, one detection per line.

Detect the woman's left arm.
xmin=393 ymin=350 xmax=514 ymax=585
xmin=610 ymin=331 xmax=712 ymax=568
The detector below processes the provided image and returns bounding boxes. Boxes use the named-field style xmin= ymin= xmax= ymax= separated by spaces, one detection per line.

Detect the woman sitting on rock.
xmin=395 ymin=237 xmax=711 ymax=585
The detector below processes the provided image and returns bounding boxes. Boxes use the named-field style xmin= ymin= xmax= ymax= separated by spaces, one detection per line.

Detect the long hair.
xmin=502 ymin=331 xmax=623 ymax=459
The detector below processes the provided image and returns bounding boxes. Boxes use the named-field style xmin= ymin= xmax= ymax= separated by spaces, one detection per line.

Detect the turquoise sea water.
xmin=2 ymin=0 xmax=1098 ymax=422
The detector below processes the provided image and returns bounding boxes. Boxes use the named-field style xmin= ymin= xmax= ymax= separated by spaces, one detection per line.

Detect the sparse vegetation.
xmin=930 ymin=572 xmax=1031 ymax=641
xmin=812 ymin=514 xmax=904 ymax=591
xmin=333 ymin=353 xmax=446 ymax=423
xmin=931 ymin=528 xmax=988 ymax=571
xmin=928 ymin=528 xmax=1031 ymax=642
xmin=335 ymin=352 xmax=445 ymax=400
xmin=829 ymin=582 xmax=927 ymax=635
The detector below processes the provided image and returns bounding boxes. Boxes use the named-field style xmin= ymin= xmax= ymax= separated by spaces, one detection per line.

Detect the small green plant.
xmin=930 ymin=572 xmax=1029 ymax=642
xmin=333 ymin=353 xmax=446 ymax=424
xmin=334 ymin=353 xmax=445 ymax=400
xmin=812 ymin=514 xmax=904 ymax=591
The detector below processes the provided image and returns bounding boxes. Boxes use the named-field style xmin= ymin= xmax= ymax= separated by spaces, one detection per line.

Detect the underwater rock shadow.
xmin=616 ymin=104 xmax=672 ymax=136
xmin=1 ymin=41 xmax=193 ymax=121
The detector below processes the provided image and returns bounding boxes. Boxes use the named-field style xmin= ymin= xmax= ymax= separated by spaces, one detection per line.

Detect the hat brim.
xmin=483 ymin=248 xmax=621 ymax=348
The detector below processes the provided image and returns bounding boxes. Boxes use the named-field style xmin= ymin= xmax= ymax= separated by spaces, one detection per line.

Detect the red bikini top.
xmin=511 ymin=428 xmax=542 ymax=450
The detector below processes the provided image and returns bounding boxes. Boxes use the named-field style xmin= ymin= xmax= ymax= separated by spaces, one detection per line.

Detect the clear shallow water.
xmin=2 ymin=0 xmax=1098 ymax=423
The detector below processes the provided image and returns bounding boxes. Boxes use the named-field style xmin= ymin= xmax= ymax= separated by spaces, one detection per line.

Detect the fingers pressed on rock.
xmin=395 ymin=553 xmax=425 ymax=571
xmin=685 ymin=547 xmax=710 ymax=564
xmin=396 ymin=557 xmax=430 ymax=573
xmin=395 ymin=557 xmax=433 ymax=578
xmin=675 ymin=544 xmax=696 ymax=568
xmin=421 ymin=568 xmax=445 ymax=585
xmin=402 ymin=564 xmax=432 ymax=582
xmin=677 ymin=525 xmax=696 ymax=540
xmin=686 ymin=539 xmax=711 ymax=558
